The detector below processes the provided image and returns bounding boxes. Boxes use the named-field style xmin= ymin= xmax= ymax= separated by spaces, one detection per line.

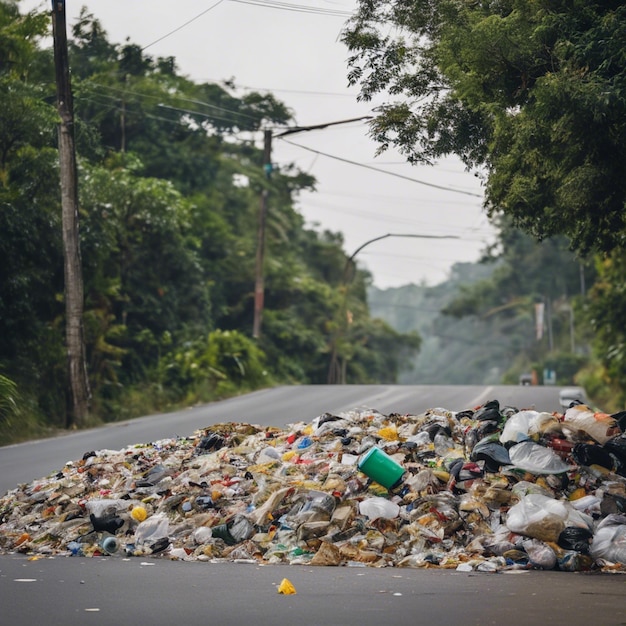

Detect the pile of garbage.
xmin=1 ymin=399 xmax=626 ymax=572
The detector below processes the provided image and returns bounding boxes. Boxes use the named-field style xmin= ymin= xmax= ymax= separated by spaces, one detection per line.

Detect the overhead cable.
xmin=280 ymin=138 xmax=484 ymax=198
xmin=141 ymin=0 xmax=351 ymax=52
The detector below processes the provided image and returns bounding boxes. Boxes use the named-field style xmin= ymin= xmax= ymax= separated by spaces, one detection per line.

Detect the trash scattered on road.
xmin=1 ymin=399 xmax=625 ymax=572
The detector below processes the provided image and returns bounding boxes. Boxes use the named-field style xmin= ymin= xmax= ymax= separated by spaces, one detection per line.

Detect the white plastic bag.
xmin=508 ymin=441 xmax=571 ymax=474
xmin=506 ymin=494 xmax=568 ymax=542
xmin=500 ymin=411 xmax=536 ymax=443
xmin=358 ymin=497 xmax=400 ymax=520
xmin=134 ymin=512 xmax=170 ymax=545
xmin=523 ymin=538 xmax=557 ymax=569
xmin=590 ymin=515 xmax=626 ymax=564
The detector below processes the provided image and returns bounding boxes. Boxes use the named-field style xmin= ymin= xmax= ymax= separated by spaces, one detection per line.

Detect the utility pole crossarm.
xmin=274 ymin=116 xmax=373 ymax=137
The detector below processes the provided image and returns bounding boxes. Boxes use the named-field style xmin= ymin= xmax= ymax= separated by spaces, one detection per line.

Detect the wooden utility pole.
xmin=252 ymin=130 xmax=272 ymax=339
xmin=51 ymin=0 xmax=91 ymax=427
xmin=251 ymin=118 xmax=372 ymax=340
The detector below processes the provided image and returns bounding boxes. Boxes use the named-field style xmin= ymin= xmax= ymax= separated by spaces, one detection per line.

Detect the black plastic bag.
xmin=557 ymin=526 xmax=593 ymax=554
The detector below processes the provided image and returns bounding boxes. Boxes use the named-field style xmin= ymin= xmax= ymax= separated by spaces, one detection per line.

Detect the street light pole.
xmin=342 ymin=232 xmax=459 ymax=284
xmin=328 ymin=232 xmax=460 ymax=384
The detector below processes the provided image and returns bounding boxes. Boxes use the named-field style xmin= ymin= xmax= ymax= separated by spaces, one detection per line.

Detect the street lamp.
xmin=328 ymin=232 xmax=460 ymax=384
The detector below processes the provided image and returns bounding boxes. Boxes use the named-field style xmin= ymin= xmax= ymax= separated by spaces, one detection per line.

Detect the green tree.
xmin=0 ymin=1 xmax=69 ymax=424
xmin=440 ymin=218 xmax=592 ymax=384
xmin=342 ymin=0 xmax=626 ymax=254
xmin=79 ymin=158 xmax=212 ymax=386
xmin=583 ymin=250 xmax=626 ymax=407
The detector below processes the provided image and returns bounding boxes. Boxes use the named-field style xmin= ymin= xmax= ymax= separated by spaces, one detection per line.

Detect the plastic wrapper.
xmin=508 ymin=440 xmax=572 ymax=474
xmin=506 ymin=494 xmax=569 ymax=542
xmin=358 ymin=497 xmax=400 ymax=520
xmin=563 ymin=405 xmax=619 ymax=444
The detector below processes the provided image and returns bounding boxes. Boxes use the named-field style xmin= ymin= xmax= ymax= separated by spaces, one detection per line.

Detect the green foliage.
xmin=0 ymin=1 xmax=49 ymax=78
xmin=159 ymin=330 xmax=270 ymax=398
xmin=0 ymin=2 xmax=424 ymax=440
xmin=0 ymin=374 xmax=19 ymax=424
xmin=343 ymin=0 xmax=626 ymax=255
xmin=583 ymin=251 xmax=626 ymax=407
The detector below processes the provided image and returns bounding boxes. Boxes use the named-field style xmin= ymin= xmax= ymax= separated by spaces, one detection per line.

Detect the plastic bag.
xmin=572 ymin=443 xmax=617 ymax=471
xmin=508 ymin=441 xmax=571 ymax=474
xmin=499 ymin=411 xmax=536 ymax=444
xmin=523 ymin=538 xmax=557 ymax=569
xmin=256 ymin=447 xmax=281 ymax=464
xmin=569 ymin=495 xmax=601 ymax=514
xmin=358 ymin=496 xmax=400 ymax=520
xmin=470 ymin=439 xmax=511 ymax=472
xmin=134 ymin=512 xmax=170 ymax=545
xmin=563 ymin=405 xmax=619 ymax=444
xmin=558 ymin=526 xmax=593 ymax=554
xmin=506 ymin=494 xmax=568 ymax=542
xmin=590 ymin=514 xmax=626 ymax=564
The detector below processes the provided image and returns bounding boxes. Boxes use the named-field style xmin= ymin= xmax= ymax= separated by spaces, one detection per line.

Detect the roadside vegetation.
xmin=0 ymin=2 xmax=419 ymax=445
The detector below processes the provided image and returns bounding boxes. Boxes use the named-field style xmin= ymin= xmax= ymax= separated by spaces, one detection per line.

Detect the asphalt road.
xmin=4 ymin=384 xmax=623 ymax=626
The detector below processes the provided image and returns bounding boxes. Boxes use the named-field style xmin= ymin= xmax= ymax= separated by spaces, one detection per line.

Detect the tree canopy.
xmin=342 ymin=0 xmax=626 ymax=255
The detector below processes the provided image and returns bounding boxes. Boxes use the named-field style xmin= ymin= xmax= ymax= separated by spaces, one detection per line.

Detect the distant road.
xmin=0 ymin=384 xmax=564 ymax=495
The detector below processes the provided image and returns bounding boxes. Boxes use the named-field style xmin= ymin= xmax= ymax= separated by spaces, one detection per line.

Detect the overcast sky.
xmin=26 ymin=0 xmax=496 ymax=289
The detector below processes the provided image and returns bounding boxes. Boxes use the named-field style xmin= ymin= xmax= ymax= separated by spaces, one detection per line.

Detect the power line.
xmin=274 ymin=116 xmax=372 ymax=135
xmin=142 ymin=0 xmax=226 ymax=51
xmin=230 ymin=84 xmax=357 ymax=98
xmin=229 ymin=0 xmax=352 ymax=16
xmin=140 ymin=0 xmax=351 ymax=52
xmin=86 ymin=81 xmax=262 ymax=125
xmin=301 ymin=200 xmax=492 ymax=237
xmin=279 ymin=137 xmax=484 ymax=197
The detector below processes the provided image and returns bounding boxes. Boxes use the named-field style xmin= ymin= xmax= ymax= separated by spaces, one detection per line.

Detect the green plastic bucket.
xmin=357 ymin=447 xmax=405 ymax=489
